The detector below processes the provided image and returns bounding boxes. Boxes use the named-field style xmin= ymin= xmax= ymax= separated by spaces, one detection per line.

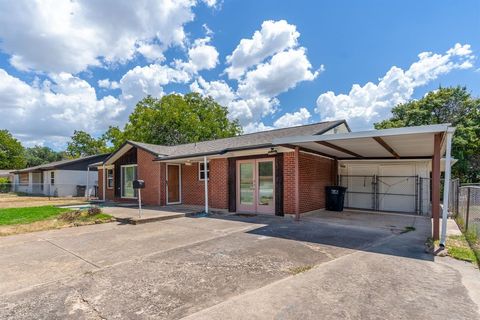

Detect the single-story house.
xmin=12 ymin=154 xmax=110 ymax=197
xmin=95 ymin=120 xmax=455 ymax=243
xmin=0 ymin=170 xmax=14 ymax=182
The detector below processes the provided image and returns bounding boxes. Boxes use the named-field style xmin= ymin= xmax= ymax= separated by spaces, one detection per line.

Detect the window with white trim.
xmin=107 ymin=169 xmax=114 ymax=189
xmin=50 ymin=172 xmax=55 ymax=185
xmin=199 ymin=162 xmax=210 ymax=181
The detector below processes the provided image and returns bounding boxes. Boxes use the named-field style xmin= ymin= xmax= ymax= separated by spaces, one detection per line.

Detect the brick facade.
xmin=298 ymin=152 xmax=333 ymax=213
xmin=97 ymin=146 xmax=333 ymax=215
xmin=180 ymin=159 xmax=229 ymax=209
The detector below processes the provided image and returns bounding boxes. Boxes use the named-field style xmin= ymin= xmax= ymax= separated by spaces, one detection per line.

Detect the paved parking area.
xmin=0 ymin=211 xmax=478 ymax=319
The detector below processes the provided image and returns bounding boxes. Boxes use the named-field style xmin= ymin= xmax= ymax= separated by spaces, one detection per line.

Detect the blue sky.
xmin=0 ymin=0 xmax=478 ymax=149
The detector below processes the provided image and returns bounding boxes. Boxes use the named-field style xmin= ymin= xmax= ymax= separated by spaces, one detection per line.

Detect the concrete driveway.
xmin=0 ymin=211 xmax=478 ymax=319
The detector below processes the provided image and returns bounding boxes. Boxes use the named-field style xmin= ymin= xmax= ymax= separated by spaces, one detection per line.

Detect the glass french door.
xmin=121 ymin=165 xmax=138 ymax=198
xmin=237 ymin=159 xmax=275 ymax=214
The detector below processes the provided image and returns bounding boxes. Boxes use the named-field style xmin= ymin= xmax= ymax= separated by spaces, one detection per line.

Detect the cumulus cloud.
xmin=237 ymin=48 xmax=319 ymax=98
xmin=273 ymin=107 xmax=311 ymax=128
xmin=98 ymin=79 xmax=120 ymax=90
xmin=315 ymin=43 xmax=475 ymax=130
xmin=176 ymin=37 xmax=219 ymax=74
xmin=0 ymin=0 xmax=198 ymax=73
xmin=0 ymin=69 xmax=124 ymax=144
xmin=119 ymin=63 xmax=191 ymax=103
xmin=225 ymin=20 xmax=299 ymax=79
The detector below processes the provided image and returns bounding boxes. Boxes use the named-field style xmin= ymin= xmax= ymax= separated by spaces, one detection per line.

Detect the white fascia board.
xmin=273 ymin=123 xmax=452 ymax=145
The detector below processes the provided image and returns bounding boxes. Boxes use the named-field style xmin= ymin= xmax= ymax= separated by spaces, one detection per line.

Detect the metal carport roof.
xmin=273 ymin=123 xmax=453 ymax=159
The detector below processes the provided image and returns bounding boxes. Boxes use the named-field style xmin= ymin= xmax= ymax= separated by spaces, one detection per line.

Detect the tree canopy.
xmin=106 ymin=93 xmax=242 ymax=149
xmin=0 ymin=130 xmax=26 ymax=169
xmin=66 ymin=130 xmax=109 ymax=158
xmin=375 ymin=86 xmax=480 ymax=182
xmin=24 ymin=146 xmax=65 ymax=167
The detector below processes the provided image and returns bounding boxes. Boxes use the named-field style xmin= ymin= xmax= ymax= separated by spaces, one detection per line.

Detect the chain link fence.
xmin=0 ymin=183 xmax=99 ymax=198
xmin=339 ymin=175 xmax=423 ymax=215
xmin=456 ymin=186 xmax=480 ymax=238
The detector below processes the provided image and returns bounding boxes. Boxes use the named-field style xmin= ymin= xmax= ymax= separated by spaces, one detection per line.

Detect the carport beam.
xmin=440 ymin=128 xmax=454 ymax=246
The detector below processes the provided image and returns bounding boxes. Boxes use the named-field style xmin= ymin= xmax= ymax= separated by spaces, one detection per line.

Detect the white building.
xmin=12 ymin=154 xmax=109 ymax=197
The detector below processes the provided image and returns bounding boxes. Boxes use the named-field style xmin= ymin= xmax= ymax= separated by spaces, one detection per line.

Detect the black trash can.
xmin=76 ymin=185 xmax=86 ymax=197
xmin=325 ymin=186 xmax=347 ymax=211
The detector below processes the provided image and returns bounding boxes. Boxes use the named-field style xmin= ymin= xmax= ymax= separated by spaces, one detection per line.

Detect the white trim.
xmin=166 ymin=163 xmax=182 ymax=204
xmin=198 ymin=161 xmax=210 ymax=181
xmin=106 ymin=168 xmax=114 ymax=189
xmin=273 ymin=124 xmax=452 ymax=145
xmin=440 ymin=127 xmax=455 ymax=246
xmin=120 ymin=164 xmax=138 ymax=199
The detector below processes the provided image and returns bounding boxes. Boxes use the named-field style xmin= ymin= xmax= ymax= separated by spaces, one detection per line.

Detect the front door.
xmin=237 ymin=159 xmax=275 ymax=214
xmin=167 ymin=164 xmax=181 ymax=204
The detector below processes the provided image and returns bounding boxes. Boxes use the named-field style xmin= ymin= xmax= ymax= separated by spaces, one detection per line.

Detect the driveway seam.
xmin=38 ymin=237 xmax=101 ymax=269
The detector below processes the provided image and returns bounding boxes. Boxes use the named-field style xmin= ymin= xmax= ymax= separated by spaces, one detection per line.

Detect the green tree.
xmin=102 ymin=126 xmax=125 ymax=151
xmin=375 ymin=87 xmax=480 ymax=182
xmin=0 ymin=130 xmax=26 ymax=169
xmin=66 ymin=130 xmax=109 ymax=158
xmin=108 ymin=93 xmax=242 ymax=146
xmin=24 ymin=146 xmax=64 ymax=167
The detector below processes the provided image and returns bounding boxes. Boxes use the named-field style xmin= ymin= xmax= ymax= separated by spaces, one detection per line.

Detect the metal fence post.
xmin=465 ymin=187 xmax=471 ymax=232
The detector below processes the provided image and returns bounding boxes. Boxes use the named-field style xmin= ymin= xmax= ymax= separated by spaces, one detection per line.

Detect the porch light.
xmin=267 ymin=148 xmax=278 ymax=156
xmin=185 ymin=160 xmax=192 ymax=166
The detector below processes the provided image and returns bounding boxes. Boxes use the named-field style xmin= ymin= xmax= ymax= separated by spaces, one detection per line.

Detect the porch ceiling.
xmin=273 ymin=124 xmax=454 ymax=160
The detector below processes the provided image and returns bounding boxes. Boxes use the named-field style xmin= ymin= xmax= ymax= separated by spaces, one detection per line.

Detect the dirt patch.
xmin=0 ymin=194 xmax=88 ymax=208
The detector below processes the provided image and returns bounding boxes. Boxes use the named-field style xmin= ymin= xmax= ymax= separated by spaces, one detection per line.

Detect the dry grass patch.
xmin=0 ymin=193 xmax=88 ymax=209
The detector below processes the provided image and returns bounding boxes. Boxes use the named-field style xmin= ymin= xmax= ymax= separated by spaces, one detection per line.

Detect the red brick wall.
xmin=180 ymin=159 xmax=229 ymax=209
xmin=283 ymin=152 xmax=296 ymax=215
xmin=97 ymin=168 xmax=115 ymax=201
xmin=137 ymin=148 xmax=160 ymax=205
xmin=298 ymin=152 xmax=333 ymax=213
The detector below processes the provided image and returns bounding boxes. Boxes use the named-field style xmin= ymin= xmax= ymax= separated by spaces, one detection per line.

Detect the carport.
xmin=273 ymin=123 xmax=455 ymax=245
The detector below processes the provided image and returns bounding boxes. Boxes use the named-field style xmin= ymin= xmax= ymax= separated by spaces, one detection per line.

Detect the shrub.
xmin=59 ymin=210 xmax=82 ymax=221
xmin=87 ymin=206 xmax=102 ymax=216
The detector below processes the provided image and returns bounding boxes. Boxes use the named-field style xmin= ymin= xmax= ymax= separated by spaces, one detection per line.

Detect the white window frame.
xmin=106 ymin=169 xmax=114 ymax=189
xmin=50 ymin=171 xmax=55 ymax=185
xmin=198 ymin=161 xmax=210 ymax=181
xmin=120 ymin=164 xmax=138 ymax=199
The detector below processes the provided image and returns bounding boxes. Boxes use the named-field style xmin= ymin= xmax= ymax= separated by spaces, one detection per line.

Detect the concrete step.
xmin=115 ymin=212 xmax=185 ymax=225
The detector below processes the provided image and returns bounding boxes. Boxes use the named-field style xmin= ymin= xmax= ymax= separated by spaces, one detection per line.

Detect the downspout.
xmin=86 ymin=166 xmax=90 ymax=200
xmin=440 ymin=127 xmax=455 ymax=247
xmin=101 ymin=164 xmax=106 ymax=202
xmin=204 ymin=156 xmax=209 ymax=214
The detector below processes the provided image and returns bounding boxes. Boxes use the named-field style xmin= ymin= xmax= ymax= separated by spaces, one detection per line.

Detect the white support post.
xmin=102 ymin=164 xmax=106 ymax=202
xmin=204 ymin=156 xmax=208 ymax=214
xmin=440 ymin=128 xmax=454 ymax=247
xmin=86 ymin=166 xmax=90 ymax=200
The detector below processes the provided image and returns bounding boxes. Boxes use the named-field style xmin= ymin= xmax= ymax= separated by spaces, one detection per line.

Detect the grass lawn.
xmin=0 ymin=206 xmax=71 ymax=225
xmin=446 ymin=234 xmax=478 ymax=265
xmin=0 ymin=205 xmax=114 ymax=236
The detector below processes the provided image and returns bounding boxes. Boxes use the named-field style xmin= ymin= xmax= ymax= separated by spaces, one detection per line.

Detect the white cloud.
xmin=243 ymin=122 xmax=275 ymax=133
xmin=119 ymin=63 xmax=191 ymax=103
xmin=98 ymin=79 xmax=120 ymax=90
xmin=273 ymin=107 xmax=311 ymax=128
xmin=225 ymin=20 xmax=299 ymax=79
xmin=0 ymin=0 xmax=198 ymax=73
xmin=315 ymin=43 xmax=475 ymax=130
xmin=237 ymin=48 xmax=319 ymax=98
xmin=137 ymin=43 xmax=166 ymax=63
xmin=0 ymin=69 xmax=125 ymax=144
xmin=176 ymin=37 xmax=219 ymax=74
xmin=190 ymin=76 xmax=236 ymax=106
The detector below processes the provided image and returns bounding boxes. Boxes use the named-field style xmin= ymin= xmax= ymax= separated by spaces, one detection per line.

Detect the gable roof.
xmin=12 ymin=154 xmax=110 ymax=173
xmin=101 ymin=120 xmax=346 ymax=164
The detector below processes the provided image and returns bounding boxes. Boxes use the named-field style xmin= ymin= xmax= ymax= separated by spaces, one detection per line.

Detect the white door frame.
xmin=120 ymin=164 xmax=138 ymax=199
xmin=166 ymin=163 xmax=182 ymax=204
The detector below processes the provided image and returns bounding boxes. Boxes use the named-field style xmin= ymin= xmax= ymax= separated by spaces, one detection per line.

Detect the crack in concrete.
xmin=39 ymin=237 xmax=101 ymax=269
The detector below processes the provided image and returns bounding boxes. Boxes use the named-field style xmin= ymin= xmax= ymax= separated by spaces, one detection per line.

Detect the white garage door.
xmin=378 ymin=165 xmax=416 ymax=213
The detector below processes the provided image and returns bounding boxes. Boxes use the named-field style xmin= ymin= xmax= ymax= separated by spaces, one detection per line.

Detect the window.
xmin=107 ymin=169 xmax=114 ymax=189
xmin=50 ymin=172 xmax=55 ymax=185
xmin=199 ymin=162 xmax=210 ymax=181
xmin=19 ymin=173 xmax=29 ymax=186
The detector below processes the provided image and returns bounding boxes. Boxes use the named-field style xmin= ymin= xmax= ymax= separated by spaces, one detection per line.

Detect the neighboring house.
xmin=0 ymin=170 xmax=14 ymax=182
xmin=12 ymin=154 xmax=110 ymax=197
